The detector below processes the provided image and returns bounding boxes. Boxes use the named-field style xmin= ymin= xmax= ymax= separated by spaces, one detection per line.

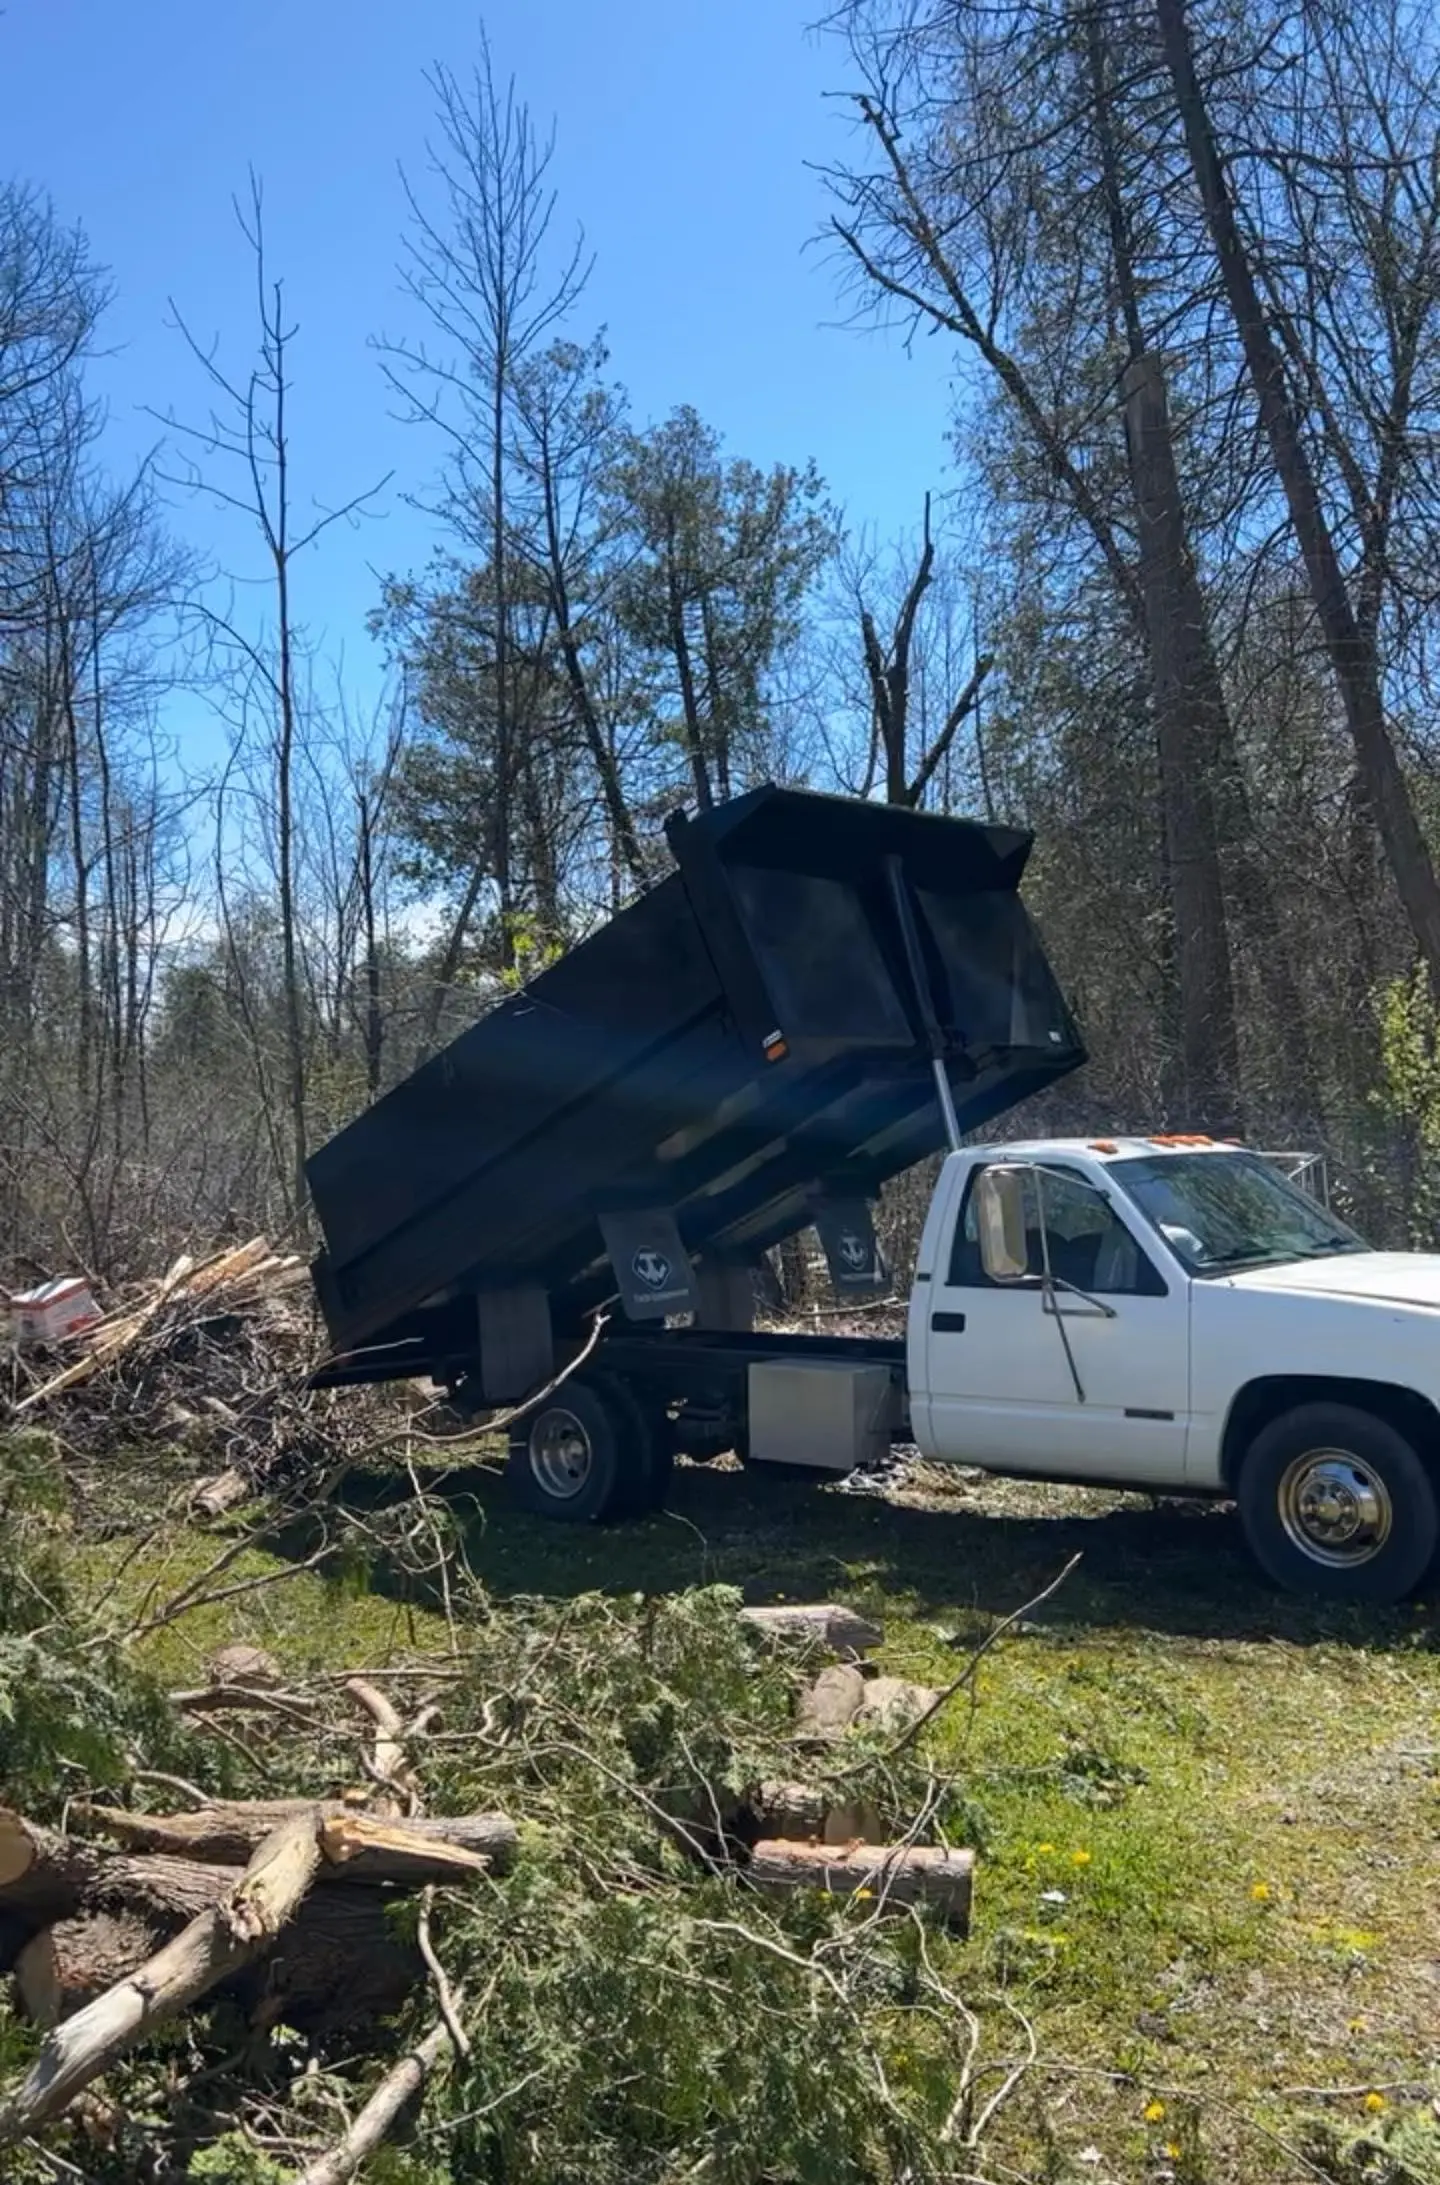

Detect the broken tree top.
xmin=306 ymin=784 xmax=1085 ymax=1357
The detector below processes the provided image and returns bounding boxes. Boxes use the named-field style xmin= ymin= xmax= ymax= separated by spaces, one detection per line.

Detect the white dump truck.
xmin=307 ymin=786 xmax=1437 ymax=1604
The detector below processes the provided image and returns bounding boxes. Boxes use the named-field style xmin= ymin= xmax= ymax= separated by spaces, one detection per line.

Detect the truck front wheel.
xmin=506 ymin=1375 xmax=666 ymax=1524
xmin=1237 ymin=1401 xmax=1438 ymax=1604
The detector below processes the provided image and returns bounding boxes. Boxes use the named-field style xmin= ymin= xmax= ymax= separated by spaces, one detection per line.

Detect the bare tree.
xmin=845 ymin=494 xmax=994 ymax=807
xmin=159 ymin=177 xmax=389 ymax=1222
xmin=381 ymin=37 xmax=589 ymax=1041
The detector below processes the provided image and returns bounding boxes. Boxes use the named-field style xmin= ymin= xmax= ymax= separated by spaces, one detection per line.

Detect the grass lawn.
xmin=62 ymin=1456 xmax=1440 ymax=2182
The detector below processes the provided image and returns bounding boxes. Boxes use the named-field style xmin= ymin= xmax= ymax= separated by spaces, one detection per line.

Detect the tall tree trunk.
xmin=861 ymin=503 xmax=936 ymax=807
xmin=699 ymin=593 xmax=733 ymax=801
xmin=1122 ymin=355 xmax=1242 ymax=1129
xmin=490 ymin=361 xmax=516 ymax=973
xmin=670 ymin=597 xmax=712 ymax=807
xmin=520 ymin=747 xmax=561 ymax=943
xmin=1087 ymin=2 xmax=1241 ymax=1128
xmin=1156 ymin=0 xmax=1440 ymax=994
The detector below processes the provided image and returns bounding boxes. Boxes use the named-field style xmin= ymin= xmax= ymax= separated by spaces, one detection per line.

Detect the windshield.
xmin=1107 ymin=1152 xmax=1369 ymax=1275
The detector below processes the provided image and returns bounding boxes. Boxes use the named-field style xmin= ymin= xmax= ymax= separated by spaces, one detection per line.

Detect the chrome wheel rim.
xmin=1277 ymin=1449 xmax=1392 ymax=1568
xmin=529 ymin=1407 xmax=593 ymax=1501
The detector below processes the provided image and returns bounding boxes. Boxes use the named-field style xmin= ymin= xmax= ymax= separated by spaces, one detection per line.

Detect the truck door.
xmin=920 ymin=1161 xmax=1191 ymax=1483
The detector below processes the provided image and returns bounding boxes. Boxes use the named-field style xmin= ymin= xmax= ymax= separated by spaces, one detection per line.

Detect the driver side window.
xmin=948 ymin=1165 xmax=1166 ymax=1296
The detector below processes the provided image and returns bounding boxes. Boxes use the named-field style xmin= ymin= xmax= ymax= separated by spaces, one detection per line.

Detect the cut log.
xmin=0 ymin=1811 xmax=321 ymax=2143
xmin=750 ymin=1780 xmax=827 ymax=1840
xmin=854 ymin=1677 xmax=938 ymax=1734
xmin=747 ymin=1838 xmax=974 ymax=1932
xmin=739 ymin=1603 xmax=882 ymax=1653
xmin=0 ymin=1833 xmax=463 ymax=1980
xmin=16 ymin=1912 xmax=158 ymax=2026
xmin=0 ymin=1811 xmax=102 ymax=1920
xmin=0 ymin=1810 xmax=60 ymax=1890
xmin=13 ymin=1878 xmax=425 ymax=2031
xmin=794 ymin=1665 xmax=867 ymax=1738
xmin=68 ymin=1801 xmax=517 ymax=1874
xmin=296 ymin=2015 xmax=455 ymax=2185
xmin=93 ymin=1853 xmax=238 ymax=1925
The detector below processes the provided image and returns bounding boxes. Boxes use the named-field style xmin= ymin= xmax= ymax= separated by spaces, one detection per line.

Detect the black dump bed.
xmin=307 ymin=785 xmax=1084 ymax=1369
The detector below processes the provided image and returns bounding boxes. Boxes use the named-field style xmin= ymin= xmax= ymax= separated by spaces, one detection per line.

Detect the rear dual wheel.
xmin=506 ymin=1375 xmax=673 ymax=1524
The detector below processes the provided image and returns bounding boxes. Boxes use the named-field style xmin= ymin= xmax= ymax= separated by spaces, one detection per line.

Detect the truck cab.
xmin=910 ymin=1137 xmax=1440 ymax=1603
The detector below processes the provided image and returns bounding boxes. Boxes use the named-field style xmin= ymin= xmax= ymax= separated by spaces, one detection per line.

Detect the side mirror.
xmin=975 ymin=1166 xmax=1031 ymax=1282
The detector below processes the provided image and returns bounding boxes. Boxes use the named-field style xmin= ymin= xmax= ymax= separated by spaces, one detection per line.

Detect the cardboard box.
xmin=10 ymin=1277 xmax=101 ymax=1345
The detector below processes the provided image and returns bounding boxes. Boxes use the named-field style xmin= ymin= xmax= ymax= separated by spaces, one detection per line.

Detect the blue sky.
xmin=6 ymin=0 xmax=959 ymax=728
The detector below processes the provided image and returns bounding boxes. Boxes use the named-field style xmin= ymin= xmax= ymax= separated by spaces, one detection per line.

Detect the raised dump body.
xmin=307 ymin=785 xmax=1084 ymax=1392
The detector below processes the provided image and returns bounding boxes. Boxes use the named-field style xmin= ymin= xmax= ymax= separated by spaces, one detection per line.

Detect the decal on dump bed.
xmin=599 ymin=1211 xmax=699 ymax=1321
xmin=814 ymin=1199 xmax=888 ymax=1298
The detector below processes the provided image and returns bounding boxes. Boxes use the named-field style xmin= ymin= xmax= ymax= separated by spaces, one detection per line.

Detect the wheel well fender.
xmin=1220 ymin=1375 xmax=1440 ymax=1488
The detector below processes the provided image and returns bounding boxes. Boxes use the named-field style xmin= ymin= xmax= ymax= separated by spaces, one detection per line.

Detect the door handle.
xmin=931 ymin=1311 xmax=967 ymax=1333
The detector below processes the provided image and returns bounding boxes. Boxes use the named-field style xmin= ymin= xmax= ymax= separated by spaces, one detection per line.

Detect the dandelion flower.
xmin=1071 ymin=1848 xmax=1092 ymax=1866
xmin=1364 ymin=2092 xmax=1387 ymax=2115
xmin=1144 ymin=2099 xmax=1167 ymax=2124
xmin=1348 ymin=2017 xmax=1367 ymax=2035
xmin=855 ymin=1887 xmax=875 ymax=1901
xmin=1164 ymin=2146 xmax=1181 ymax=2162
xmin=1250 ymin=1882 xmax=1272 ymax=1902
xmin=1036 ymin=1842 xmax=1058 ymax=1856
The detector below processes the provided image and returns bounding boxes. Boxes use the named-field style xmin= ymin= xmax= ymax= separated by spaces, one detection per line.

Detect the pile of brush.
xmin=1 ymin=1239 xmax=390 ymax=1528
xmin=0 ymin=1600 xmax=980 ymax=2180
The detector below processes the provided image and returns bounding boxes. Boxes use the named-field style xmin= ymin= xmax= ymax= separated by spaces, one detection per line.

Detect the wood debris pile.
xmin=0 ymin=1598 xmax=981 ymax=2176
xmin=0 ymin=1239 xmax=388 ymax=1527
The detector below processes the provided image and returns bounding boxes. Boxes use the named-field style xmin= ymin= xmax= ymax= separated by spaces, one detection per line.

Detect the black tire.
xmin=505 ymin=1379 xmax=642 ymax=1525
xmin=1237 ymin=1400 xmax=1439 ymax=1604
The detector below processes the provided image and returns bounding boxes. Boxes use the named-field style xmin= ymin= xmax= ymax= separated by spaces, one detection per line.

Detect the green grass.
xmin=46 ymin=1456 xmax=1440 ymax=2180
